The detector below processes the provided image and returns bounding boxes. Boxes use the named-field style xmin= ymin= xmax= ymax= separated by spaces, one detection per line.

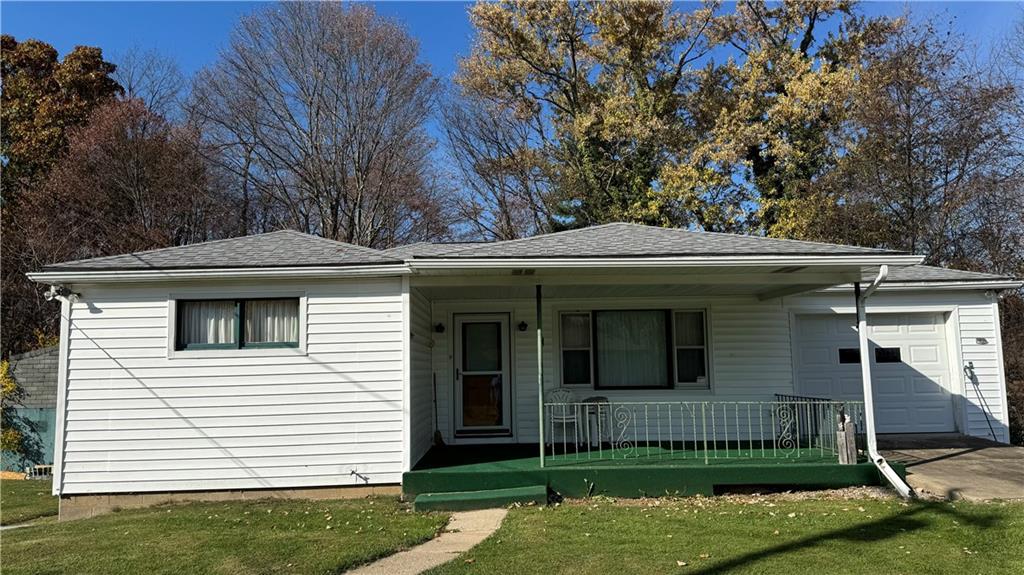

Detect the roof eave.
xmin=822 ymin=280 xmax=1023 ymax=292
xmin=27 ymin=264 xmax=412 ymax=284
xmin=407 ymin=254 xmax=925 ymax=270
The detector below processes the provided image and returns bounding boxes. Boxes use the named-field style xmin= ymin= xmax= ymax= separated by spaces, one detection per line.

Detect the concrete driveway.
xmin=880 ymin=434 xmax=1024 ymax=501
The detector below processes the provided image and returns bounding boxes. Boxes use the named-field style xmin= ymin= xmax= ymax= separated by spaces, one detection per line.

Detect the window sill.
xmin=168 ymin=346 xmax=308 ymax=360
xmin=559 ymin=383 xmax=713 ymax=393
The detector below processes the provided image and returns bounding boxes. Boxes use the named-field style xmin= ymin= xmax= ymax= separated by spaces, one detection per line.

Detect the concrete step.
xmin=413 ymin=485 xmax=547 ymax=512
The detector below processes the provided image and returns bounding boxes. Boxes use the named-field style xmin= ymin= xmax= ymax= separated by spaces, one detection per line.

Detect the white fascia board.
xmin=819 ymin=280 xmax=1023 ymax=292
xmin=407 ymin=254 xmax=924 ymax=270
xmin=26 ymin=264 xmax=412 ymax=284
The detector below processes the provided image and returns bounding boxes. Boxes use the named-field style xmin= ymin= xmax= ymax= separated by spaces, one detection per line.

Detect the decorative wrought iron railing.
xmin=542 ymin=398 xmax=865 ymax=466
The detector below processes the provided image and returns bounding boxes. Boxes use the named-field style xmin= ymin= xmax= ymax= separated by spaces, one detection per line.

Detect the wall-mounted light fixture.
xmin=518 ymin=321 xmax=528 ymax=332
xmin=434 ymin=323 xmax=446 ymax=334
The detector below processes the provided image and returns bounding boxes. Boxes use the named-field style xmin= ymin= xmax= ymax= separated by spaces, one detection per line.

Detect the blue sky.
xmin=2 ymin=1 xmax=1021 ymax=84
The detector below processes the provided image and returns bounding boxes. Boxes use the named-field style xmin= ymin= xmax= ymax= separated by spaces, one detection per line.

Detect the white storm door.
xmin=453 ymin=314 xmax=511 ymax=437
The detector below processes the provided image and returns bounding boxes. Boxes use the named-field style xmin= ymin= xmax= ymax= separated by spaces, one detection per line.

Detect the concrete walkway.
xmin=880 ymin=434 xmax=1024 ymax=501
xmin=347 ymin=508 xmax=507 ymax=575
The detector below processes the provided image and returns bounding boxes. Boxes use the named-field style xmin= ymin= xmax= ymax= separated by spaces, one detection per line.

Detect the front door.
xmin=453 ymin=314 xmax=511 ymax=437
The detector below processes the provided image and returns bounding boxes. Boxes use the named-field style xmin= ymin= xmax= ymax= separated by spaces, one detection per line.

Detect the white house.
xmin=28 ymin=223 xmax=1020 ymax=515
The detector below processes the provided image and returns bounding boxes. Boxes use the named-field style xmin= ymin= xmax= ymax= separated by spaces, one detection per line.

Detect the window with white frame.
xmin=176 ymin=298 xmax=299 ymax=350
xmin=673 ymin=310 xmax=708 ymax=388
xmin=558 ymin=309 xmax=710 ymax=390
xmin=559 ymin=312 xmax=593 ymax=385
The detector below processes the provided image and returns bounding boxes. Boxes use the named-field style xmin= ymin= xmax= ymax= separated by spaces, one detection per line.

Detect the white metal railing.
xmin=542 ymin=398 xmax=865 ymax=466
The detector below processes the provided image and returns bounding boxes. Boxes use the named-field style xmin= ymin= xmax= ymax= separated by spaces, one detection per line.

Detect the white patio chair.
xmin=545 ymin=387 xmax=579 ymax=451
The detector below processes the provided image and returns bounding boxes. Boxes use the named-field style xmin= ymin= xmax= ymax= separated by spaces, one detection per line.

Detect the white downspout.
xmin=857 ymin=266 xmax=915 ymax=499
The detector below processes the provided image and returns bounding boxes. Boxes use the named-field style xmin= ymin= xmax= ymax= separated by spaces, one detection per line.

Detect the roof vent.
xmin=773 ymin=266 xmax=807 ymax=274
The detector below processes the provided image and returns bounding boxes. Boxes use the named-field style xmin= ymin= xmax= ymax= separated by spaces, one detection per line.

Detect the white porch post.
xmin=537 ymin=284 xmax=545 ymax=468
xmin=856 ymin=266 xmax=914 ymax=498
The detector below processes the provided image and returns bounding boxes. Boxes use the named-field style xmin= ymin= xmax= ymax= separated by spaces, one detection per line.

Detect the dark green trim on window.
xmin=242 ymin=341 xmax=300 ymax=349
xmin=175 ymin=297 xmax=299 ymax=351
xmin=180 ymin=342 xmax=237 ymax=350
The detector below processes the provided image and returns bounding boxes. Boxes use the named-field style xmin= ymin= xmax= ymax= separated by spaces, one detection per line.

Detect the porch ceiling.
xmin=411 ymin=265 xmax=872 ymax=301
xmin=415 ymin=282 xmax=827 ymax=300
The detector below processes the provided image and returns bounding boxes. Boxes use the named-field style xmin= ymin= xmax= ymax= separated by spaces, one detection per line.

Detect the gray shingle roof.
xmin=44 ymin=230 xmax=402 ymax=271
xmin=42 ymin=224 xmax=1018 ymax=286
xmin=381 ymin=242 xmax=486 ymax=259
xmin=880 ymin=265 xmax=1016 ymax=283
xmin=406 ymin=223 xmax=903 ymax=258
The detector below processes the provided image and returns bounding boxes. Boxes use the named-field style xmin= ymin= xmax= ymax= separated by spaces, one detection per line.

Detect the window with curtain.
xmin=245 ymin=299 xmax=299 ymax=346
xmin=558 ymin=308 xmax=710 ymax=389
xmin=674 ymin=310 xmax=708 ymax=388
xmin=177 ymin=298 xmax=299 ymax=350
xmin=594 ymin=310 xmax=670 ymax=389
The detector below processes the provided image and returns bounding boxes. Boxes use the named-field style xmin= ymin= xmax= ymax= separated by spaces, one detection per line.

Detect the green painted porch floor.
xmin=415 ymin=445 xmax=846 ymax=472
xmin=404 ymin=445 xmax=895 ymax=500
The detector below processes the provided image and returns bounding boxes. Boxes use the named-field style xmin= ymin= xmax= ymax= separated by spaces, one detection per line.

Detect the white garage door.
xmin=794 ymin=313 xmax=955 ymax=433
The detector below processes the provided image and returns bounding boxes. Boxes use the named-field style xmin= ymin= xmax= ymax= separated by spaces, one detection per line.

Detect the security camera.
xmin=43 ymin=285 xmax=80 ymax=302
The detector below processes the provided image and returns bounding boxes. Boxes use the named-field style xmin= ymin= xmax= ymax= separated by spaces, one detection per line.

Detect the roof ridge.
xmin=45 ymin=230 xmax=401 ymax=270
xmin=423 ymin=222 xmax=903 ymax=258
xmin=292 ymin=232 xmax=396 ymax=258
xmin=432 ymin=223 xmax=625 ymax=257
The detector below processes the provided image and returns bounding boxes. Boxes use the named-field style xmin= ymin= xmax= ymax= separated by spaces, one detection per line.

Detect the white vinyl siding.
xmin=58 ymin=278 xmax=406 ymax=495
xmin=959 ymin=302 xmax=1009 ymax=442
xmin=408 ymin=288 xmax=434 ymax=467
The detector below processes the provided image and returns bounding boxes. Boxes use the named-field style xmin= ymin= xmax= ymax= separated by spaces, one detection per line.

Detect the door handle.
xmin=456 ymin=368 xmax=461 ymax=379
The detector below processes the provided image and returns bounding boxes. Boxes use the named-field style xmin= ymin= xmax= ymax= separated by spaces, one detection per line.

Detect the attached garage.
xmin=793 ymin=313 xmax=956 ymax=433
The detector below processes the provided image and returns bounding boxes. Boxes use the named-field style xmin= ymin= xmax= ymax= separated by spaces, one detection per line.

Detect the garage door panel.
xmin=838 ymin=377 xmax=862 ymax=397
xmin=909 ymin=345 xmax=941 ymax=364
xmin=798 ymin=316 xmax=831 ymax=337
xmin=876 ymin=406 xmax=912 ymax=431
xmin=912 ymin=375 xmax=948 ymax=396
xmin=795 ymin=313 xmax=955 ymax=433
xmin=800 ymin=377 xmax=833 ymax=397
xmin=870 ymin=315 xmax=901 ymax=334
xmin=875 ymin=376 xmax=909 ymax=396
xmin=915 ymin=406 xmax=955 ymax=429
xmin=800 ymin=346 xmax=833 ymax=366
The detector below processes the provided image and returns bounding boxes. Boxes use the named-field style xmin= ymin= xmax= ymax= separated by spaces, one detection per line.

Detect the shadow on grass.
xmin=689 ymin=499 xmax=1003 ymax=575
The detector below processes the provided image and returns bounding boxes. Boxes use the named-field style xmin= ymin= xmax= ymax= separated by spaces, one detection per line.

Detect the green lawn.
xmin=3 ymin=497 xmax=448 ymax=575
xmin=430 ymin=496 xmax=1024 ymax=575
xmin=1 ymin=479 xmax=58 ymax=525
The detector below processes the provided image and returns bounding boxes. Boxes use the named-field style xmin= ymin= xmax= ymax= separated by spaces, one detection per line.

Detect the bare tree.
xmin=188 ymin=2 xmax=451 ymax=247
xmin=442 ymin=88 xmax=554 ymax=240
xmin=805 ymin=21 xmax=1024 ymax=271
xmin=113 ymin=46 xmax=185 ymax=118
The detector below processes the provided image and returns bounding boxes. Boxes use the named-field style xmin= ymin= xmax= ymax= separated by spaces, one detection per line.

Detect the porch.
xmin=405 ymin=258 xmax=917 ymax=504
xmin=403 ymin=397 xmax=897 ymax=505
xmin=402 ymin=443 xmax=896 ymax=503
